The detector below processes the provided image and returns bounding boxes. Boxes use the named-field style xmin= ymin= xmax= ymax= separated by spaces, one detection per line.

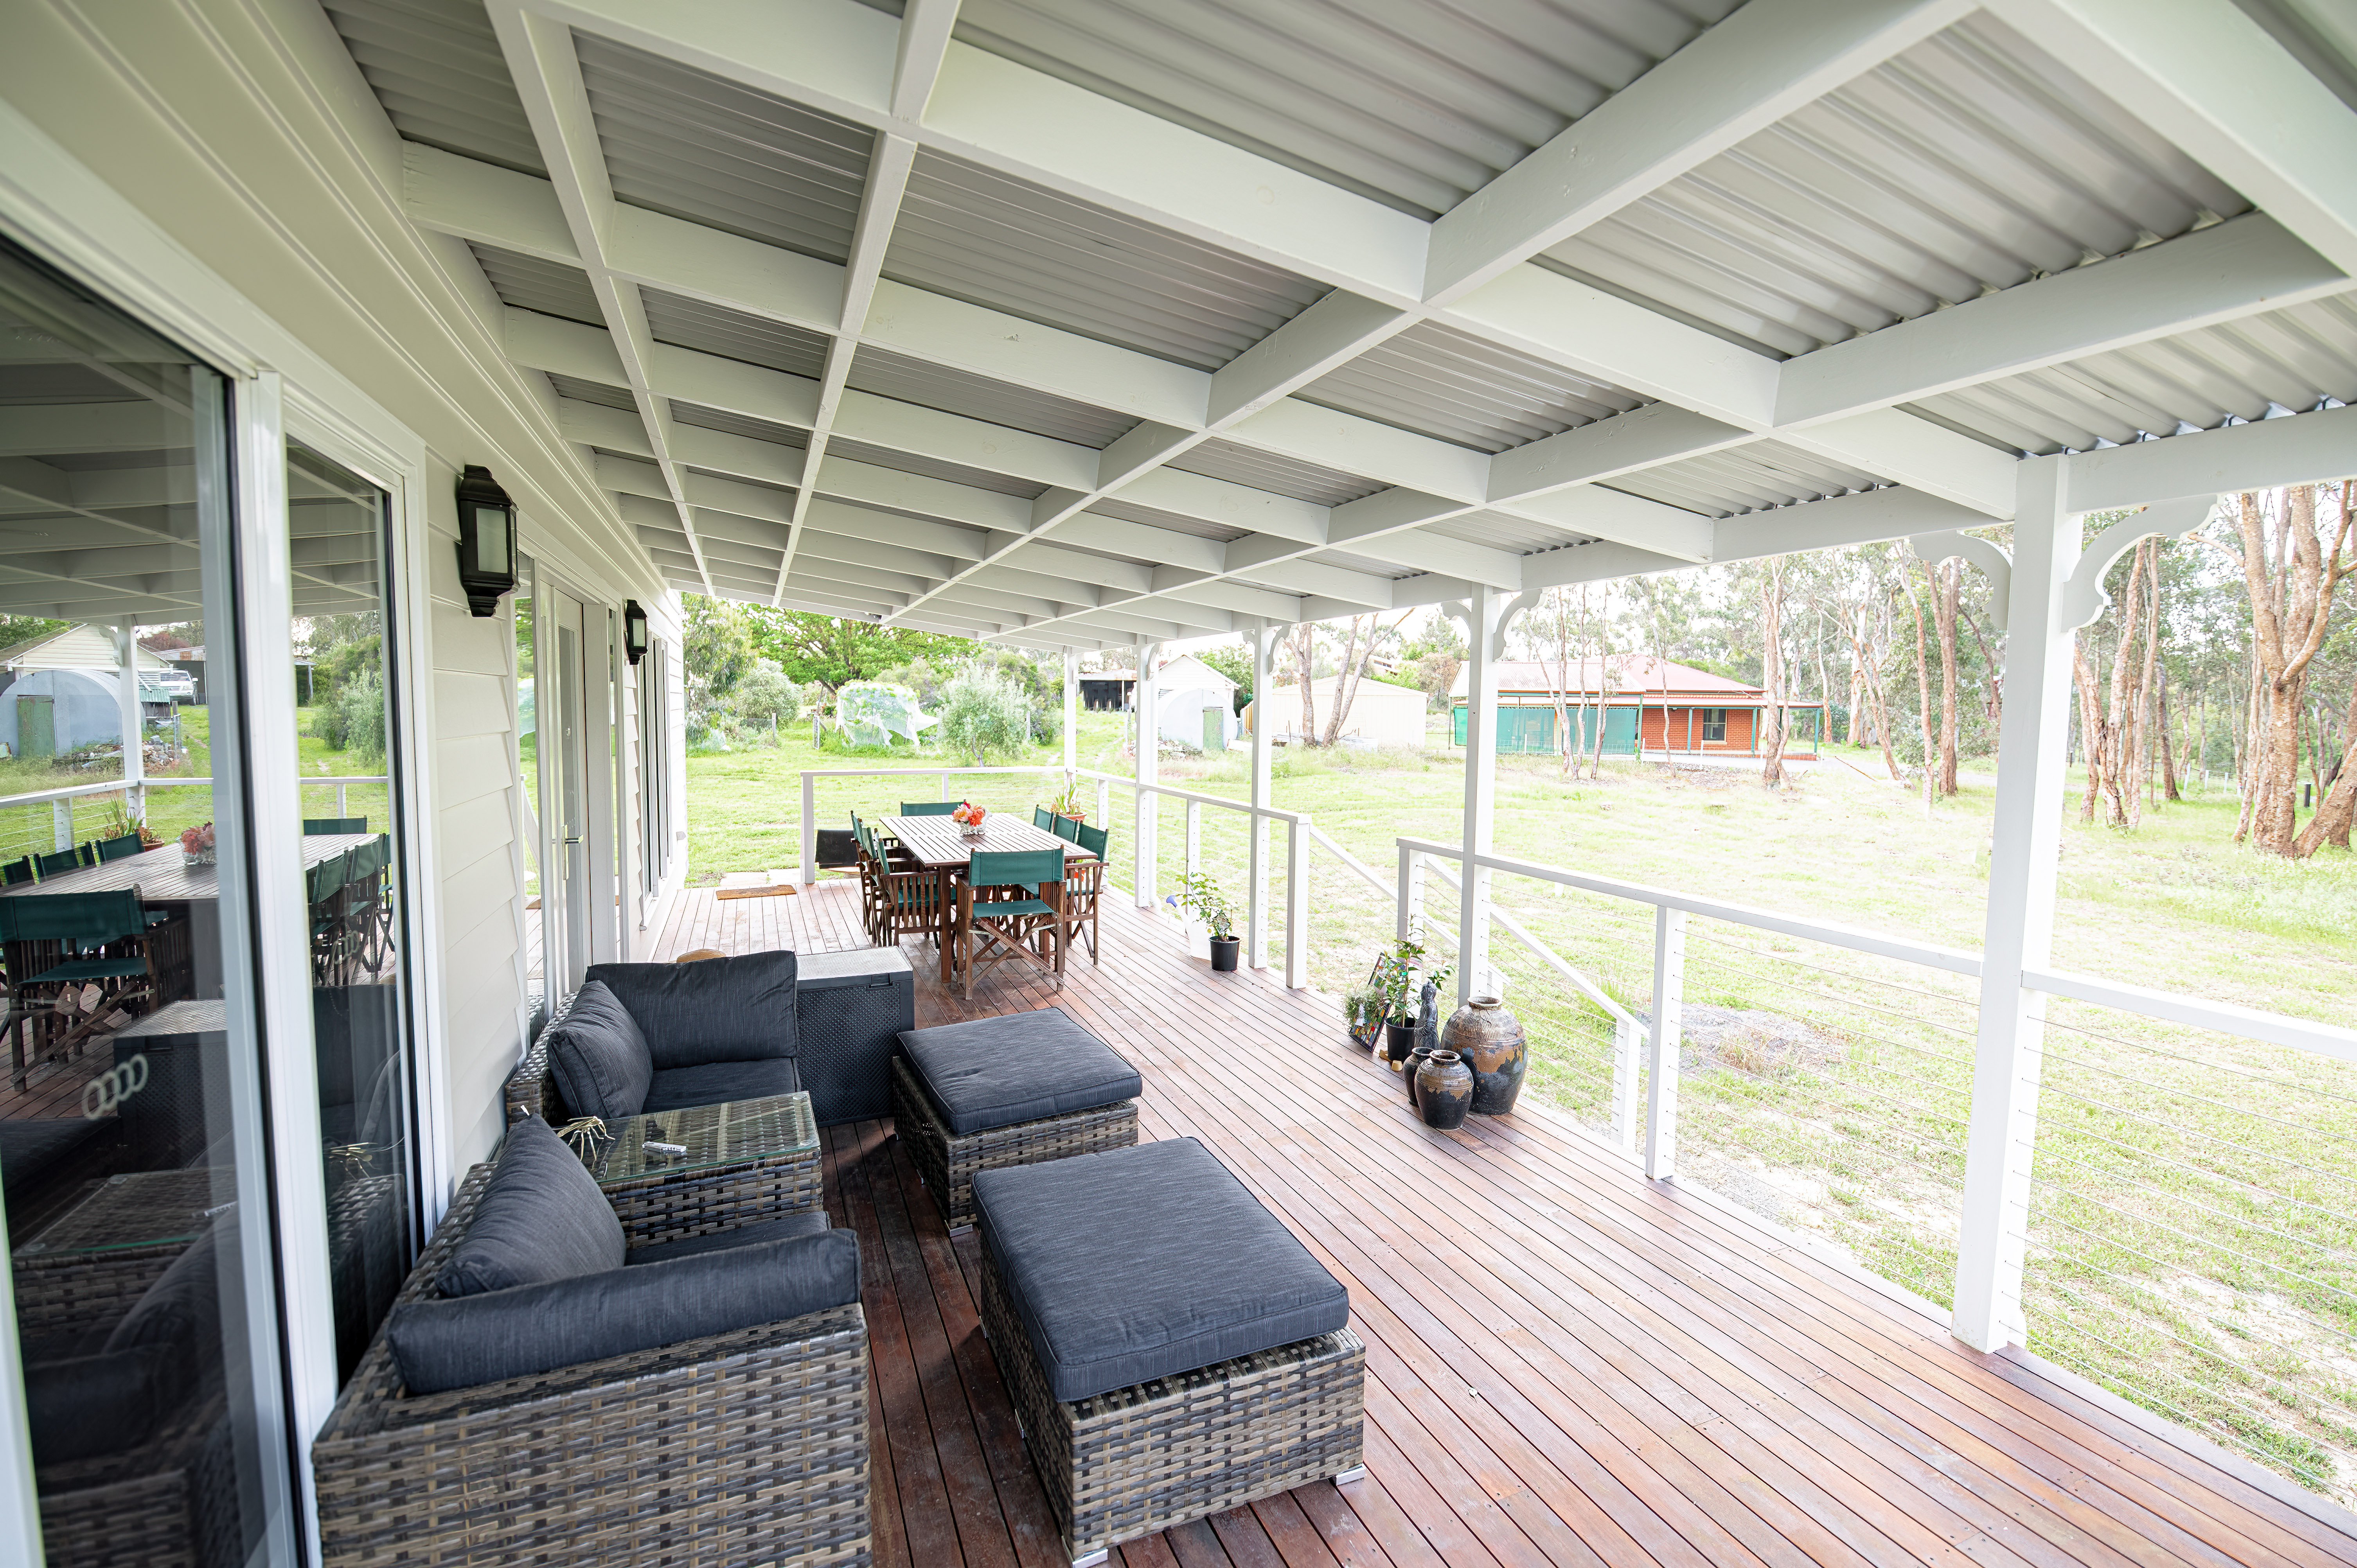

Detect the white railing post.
xmin=1955 ymin=456 xmax=2078 ymax=1353
xmin=1396 ymin=844 xmax=1421 ymax=941
xmin=1646 ymin=905 xmax=1685 ymax=1181
xmin=1285 ymin=815 xmax=1308 ymax=989
xmin=336 ymin=781 xmax=348 ymax=818
xmin=1246 ymin=621 xmax=1273 ymax=970
xmin=1611 ymin=1015 xmax=1640 ymax=1154
xmin=1134 ymin=642 xmax=1160 ymax=909
xmin=52 ymin=798 xmax=70 ymax=853
xmin=1184 ymin=798 xmax=1200 ymax=885
xmin=938 ymin=771 xmax=950 ymax=802
xmin=116 ymin=619 xmax=145 ymax=826
xmin=1097 ymin=778 xmax=1110 ymax=829
xmin=799 ymin=771 xmax=817 ymax=885
xmin=1062 ymin=649 xmax=1078 ymax=774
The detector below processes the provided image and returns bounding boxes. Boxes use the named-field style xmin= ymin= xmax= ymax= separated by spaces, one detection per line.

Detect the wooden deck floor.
xmin=651 ymin=881 xmax=2357 ymax=1568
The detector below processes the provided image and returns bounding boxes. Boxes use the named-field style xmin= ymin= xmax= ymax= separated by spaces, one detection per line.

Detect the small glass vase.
xmin=182 ymin=846 xmax=216 ymax=867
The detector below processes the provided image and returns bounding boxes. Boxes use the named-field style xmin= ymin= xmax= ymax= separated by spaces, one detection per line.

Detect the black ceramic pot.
xmin=1210 ymin=936 xmax=1240 ymax=972
xmin=1416 ymin=1050 xmax=1474 ymax=1130
xmin=1383 ymin=1019 xmax=1416 ymax=1063
xmin=1444 ymin=995 xmax=1528 ymax=1115
xmin=1404 ymin=1043 xmax=1436 ymax=1107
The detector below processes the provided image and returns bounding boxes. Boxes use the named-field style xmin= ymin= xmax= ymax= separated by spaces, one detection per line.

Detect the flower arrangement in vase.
xmin=179 ymin=822 xmax=217 ymax=866
xmin=950 ymin=800 xmax=988 ymax=839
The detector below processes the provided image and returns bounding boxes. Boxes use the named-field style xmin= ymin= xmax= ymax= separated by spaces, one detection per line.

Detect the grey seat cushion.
xmin=586 ymin=950 xmax=798 ymax=1067
xmin=625 ymin=1209 xmax=829 ymax=1266
xmin=973 ymin=1137 xmax=1348 ymax=1403
xmin=436 ymin=1117 xmax=625 ymax=1297
xmin=544 ymin=980 xmax=653 ymax=1121
xmin=22 ymin=1345 xmax=173 ymax=1466
xmin=901 ymin=1007 xmax=1139 ymax=1136
xmin=642 ymin=1055 xmax=802 ymax=1114
xmin=386 ymin=1229 xmax=860 ymax=1395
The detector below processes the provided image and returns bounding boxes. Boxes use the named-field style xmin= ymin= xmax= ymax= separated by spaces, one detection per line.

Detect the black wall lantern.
xmin=455 ymin=464 xmax=518 ymax=618
xmin=622 ymin=600 xmax=650 ymax=665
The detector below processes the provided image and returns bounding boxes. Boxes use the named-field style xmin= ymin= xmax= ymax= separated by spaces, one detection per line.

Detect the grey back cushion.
xmin=436 ymin=1117 xmax=626 ymax=1297
xmin=544 ymin=980 xmax=653 ymax=1121
xmin=387 ymin=1229 xmax=860 ymax=1395
xmin=586 ymin=950 xmax=798 ymax=1067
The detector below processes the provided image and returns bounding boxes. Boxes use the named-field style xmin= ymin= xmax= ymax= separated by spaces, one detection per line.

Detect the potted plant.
xmin=1168 ymin=872 xmax=1239 ymax=972
xmin=1048 ymin=776 xmax=1087 ymax=828
xmin=1371 ymin=927 xmax=1449 ymax=1063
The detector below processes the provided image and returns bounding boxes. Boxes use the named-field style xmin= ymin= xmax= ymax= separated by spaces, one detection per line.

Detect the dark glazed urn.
xmin=1404 ymin=1043 xmax=1436 ymax=1107
xmin=1444 ymin=995 xmax=1528 ymax=1115
xmin=1416 ymin=1051 xmax=1474 ymax=1130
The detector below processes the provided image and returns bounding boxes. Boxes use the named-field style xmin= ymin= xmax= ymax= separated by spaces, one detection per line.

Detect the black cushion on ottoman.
xmin=642 ymin=1055 xmax=802 ymax=1114
xmin=901 ymin=1006 xmax=1139 ymax=1136
xmin=585 ymin=950 xmax=798 ymax=1067
xmin=972 ymin=1137 xmax=1348 ymax=1403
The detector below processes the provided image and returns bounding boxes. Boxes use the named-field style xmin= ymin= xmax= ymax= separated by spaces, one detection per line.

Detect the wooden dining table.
xmin=875 ymin=815 xmax=1097 ymax=986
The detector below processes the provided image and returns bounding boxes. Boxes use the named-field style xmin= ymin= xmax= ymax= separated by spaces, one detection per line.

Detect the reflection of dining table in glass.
xmin=875 ymin=815 xmax=1096 ymax=985
xmin=0 ymin=834 xmax=375 ymax=1002
xmin=8 ymin=1167 xmax=229 ymax=1338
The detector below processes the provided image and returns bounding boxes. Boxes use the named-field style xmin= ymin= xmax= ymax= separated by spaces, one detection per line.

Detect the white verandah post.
xmin=1133 ymin=641 xmax=1160 ymax=909
xmin=1954 ymin=456 xmax=2077 ymax=1352
xmin=1247 ymin=621 xmax=1273 ymax=969
xmin=1453 ymin=586 xmax=1520 ymax=1005
xmin=117 ymin=619 xmax=146 ymax=826
xmin=1061 ymin=648 xmax=1077 ymax=774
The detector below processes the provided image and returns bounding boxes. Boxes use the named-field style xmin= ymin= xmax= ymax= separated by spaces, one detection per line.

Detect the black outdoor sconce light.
xmin=455 ymin=464 xmax=518 ymax=617
xmin=622 ymin=600 xmax=649 ymax=665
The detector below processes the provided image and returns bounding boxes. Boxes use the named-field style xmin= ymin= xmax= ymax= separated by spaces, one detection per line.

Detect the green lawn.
xmin=685 ymin=717 xmax=2357 ymax=1503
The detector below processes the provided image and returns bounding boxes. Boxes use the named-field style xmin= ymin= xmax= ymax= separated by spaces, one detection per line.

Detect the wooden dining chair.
xmin=957 ymin=848 xmax=1066 ymax=997
xmin=899 ymin=800 xmax=959 ymax=816
xmin=306 ymin=816 xmax=368 ymax=834
xmin=95 ymin=833 xmax=143 ymax=863
xmin=851 ymin=817 xmax=890 ymax=944
xmin=1 ymin=857 xmax=32 ymax=886
xmin=869 ymin=828 xmax=945 ymax=949
xmin=1052 ymin=815 xmax=1081 ymax=844
xmin=1059 ymin=822 xmax=1110 ymax=965
xmin=1033 ymin=805 xmax=1057 ymax=832
xmin=308 ymin=848 xmax=356 ymax=984
xmin=34 ymin=850 xmax=80 ymax=880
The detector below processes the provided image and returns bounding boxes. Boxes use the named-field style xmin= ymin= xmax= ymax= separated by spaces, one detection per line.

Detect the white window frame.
xmin=0 ymin=98 xmax=453 ymax=1567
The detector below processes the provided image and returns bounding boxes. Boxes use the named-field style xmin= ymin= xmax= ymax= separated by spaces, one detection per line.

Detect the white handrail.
xmin=1395 ymin=835 xmax=1983 ymax=978
xmin=2021 ymin=965 xmax=2357 ymax=1063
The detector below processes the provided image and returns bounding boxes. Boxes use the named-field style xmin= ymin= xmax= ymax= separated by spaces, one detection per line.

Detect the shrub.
xmin=934 ymin=665 xmax=1037 ymax=764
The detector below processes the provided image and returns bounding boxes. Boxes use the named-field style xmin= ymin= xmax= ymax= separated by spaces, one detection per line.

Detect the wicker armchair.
xmin=313 ymin=1164 xmax=873 ymax=1568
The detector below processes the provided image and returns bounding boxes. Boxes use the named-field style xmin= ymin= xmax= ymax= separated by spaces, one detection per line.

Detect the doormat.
xmin=716 ymin=871 xmax=799 ymax=901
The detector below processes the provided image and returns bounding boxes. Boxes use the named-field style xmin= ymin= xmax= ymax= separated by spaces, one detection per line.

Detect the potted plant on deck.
xmin=1168 ymin=873 xmax=1239 ymax=972
xmin=1048 ymin=775 xmax=1087 ymax=831
xmin=1371 ymin=927 xmax=1448 ymax=1063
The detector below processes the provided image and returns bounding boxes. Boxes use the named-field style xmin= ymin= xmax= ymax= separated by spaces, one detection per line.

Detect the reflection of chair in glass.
xmin=93 ymin=833 xmax=142 ymax=863
xmin=2 ymin=856 xmax=32 ymax=885
xmin=306 ymin=817 xmax=367 ymax=834
xmin=0 ymin=890 xmax=165 ymax=1085
xmin=957 ymin=848 xmax=1066 ymax=996
xmin=308 ymin=849 xmax=355 ymax=985
xmin=899 ymin=799 xmax=958 ymax=815
xmin=34 ymin=849 xmax=79 ymax=879
xmin=339 ymin=835 xmax=394 ymax=975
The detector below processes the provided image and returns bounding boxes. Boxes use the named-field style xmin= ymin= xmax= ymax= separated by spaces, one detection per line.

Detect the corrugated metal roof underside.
xmin=823 ymin=436 xmax=1047 ymax=498
xmin=470 ymin=244 xmax=602 ymax=326
xmin=640 ymin=289 xmax=831 ymax=377
xmin=324 ymin=0 xmax=545 ymax=176
xmin=1162 ymin=437 xmax=1386 ymax=505
xmin=670 ymin=401 xmax=811 ymax=448
xmin=1296 ymin=548 xmax=1420 ymax=580
xmin=845 ymin=346 xmax=1138 ymax=447
xmin=1085 ymin=498 xmax=1248 ymax=542
xmin=546 ymin=373 xmax=636 ymax=410
xmin=574 ymin=32 xmax=872 ymax=264
xmin=952 ymin=0 xmax=1732 ymax=221
xmin=1604 ymin=440 xmax=1885 ymax=517
xmin=1904 ymin=293 xmax=2357 ymax=456
xmin=883 ymin=149 xmax=1327 ymax=370
xmin=1299 ymin=319 xmax=1649 ymax=451
xmin=1542 ymin=13 xmax=2250 ymax=359
xmin=1422 ymin=510 xmax=1595 ymax=554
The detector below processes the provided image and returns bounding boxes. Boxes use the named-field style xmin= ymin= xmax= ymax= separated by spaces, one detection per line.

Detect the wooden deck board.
xmin=648 ymin=883 xmax=2357 ymax=1568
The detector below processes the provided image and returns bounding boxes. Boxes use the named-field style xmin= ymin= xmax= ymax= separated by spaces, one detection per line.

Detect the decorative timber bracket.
xmin=2058 ymin=494 xmax=2217 ymax=633
xmin=1908 ymin=532 xmax=2014 ymax=632
xmin=1443 ymin=589 xmax=1544 ymax=661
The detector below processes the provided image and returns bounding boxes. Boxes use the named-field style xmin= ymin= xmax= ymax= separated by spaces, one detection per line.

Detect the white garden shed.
xmin=1151 ymin=654 xmax=1238 ymax=752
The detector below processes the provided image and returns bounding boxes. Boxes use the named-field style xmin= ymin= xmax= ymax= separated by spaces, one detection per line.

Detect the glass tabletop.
xmin=12 ymin=1168 xmax=231 ymax=1257
xmin=576 ymin=1091 xmax=819 ymax=1184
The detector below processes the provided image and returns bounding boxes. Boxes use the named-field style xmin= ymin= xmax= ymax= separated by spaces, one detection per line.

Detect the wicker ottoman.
xmin=973 ymin=1138 xmax=1365 ymax=1566
xmin=892 ymin=1007 xmax=1140 ymax=1230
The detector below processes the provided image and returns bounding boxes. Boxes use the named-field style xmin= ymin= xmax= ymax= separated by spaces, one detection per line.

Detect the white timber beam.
xmin=1984 ymin=0 xmax=2357 ymax=276
xmin=2064 ymin=402 xmax=2357 ymax=512
xmin=1422 ymin=0 xmax=1972 ymax=301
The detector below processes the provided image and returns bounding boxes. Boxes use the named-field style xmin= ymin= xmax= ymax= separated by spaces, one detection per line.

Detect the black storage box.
xmin=795 ymin=948 xmax=915 ymax=1125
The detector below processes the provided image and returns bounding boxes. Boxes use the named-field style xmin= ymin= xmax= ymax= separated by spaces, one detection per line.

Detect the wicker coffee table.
xmin=573 ymin=1091 xmax=822 ymax=1244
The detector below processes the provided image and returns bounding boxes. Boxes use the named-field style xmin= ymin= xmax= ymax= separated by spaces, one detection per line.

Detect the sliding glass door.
xmin=0 ymin=236 xmax=297 ymax=1566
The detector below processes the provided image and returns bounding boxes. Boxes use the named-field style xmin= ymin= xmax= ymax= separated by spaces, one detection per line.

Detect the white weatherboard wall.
xmin=0 ymin=0 xmax=679 ymax=1177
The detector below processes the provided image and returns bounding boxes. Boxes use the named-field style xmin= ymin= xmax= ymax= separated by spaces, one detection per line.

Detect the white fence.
xmin=0 ymin=774 xmax=391 ymax=856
